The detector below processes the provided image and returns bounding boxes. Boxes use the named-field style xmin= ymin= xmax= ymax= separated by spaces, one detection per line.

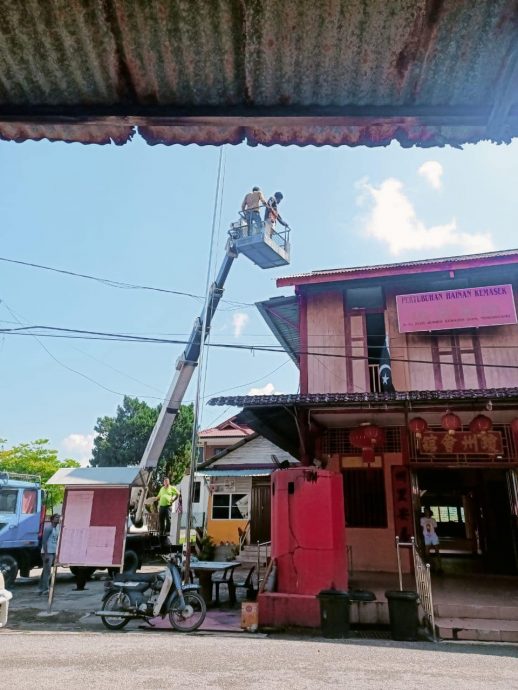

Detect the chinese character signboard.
xmin=396 ymin=284 xmax=517 ymax=333
xmin=391 ymin=466 xmax=413 ymax=541
xmin=419 ymin=431 xmax=503 ymax=455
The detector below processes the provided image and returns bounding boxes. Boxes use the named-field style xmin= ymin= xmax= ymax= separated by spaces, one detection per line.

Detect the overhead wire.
xmin=0 ymin=255 xmax=254 ymax=309
xmin=0 ymin=300 xmax=293 ymax=403
xmin=2 ymin=323 xmax=518 ymax=371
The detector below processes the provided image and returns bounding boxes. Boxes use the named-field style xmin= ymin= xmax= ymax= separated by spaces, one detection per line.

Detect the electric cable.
xmin=0 ymin=255 xmax=254 ymax=309
xmin=3 ymin=325 xmax=518 ymax=372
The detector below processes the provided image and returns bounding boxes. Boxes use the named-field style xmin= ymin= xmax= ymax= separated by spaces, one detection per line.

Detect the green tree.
xmin=0 ymin=439 xmax=80 ymax=511
xmin=91 ymin=396 xmax=194 ymax=484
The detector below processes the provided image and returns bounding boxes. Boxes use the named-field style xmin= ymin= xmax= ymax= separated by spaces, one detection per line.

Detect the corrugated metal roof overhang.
xmin=198 ymin=469 xmax=273 ymax=477
xmin=47 ymin=466 xmax=147 ymax=487
xmin=0 ymin=1 xmax=517 ymax=147
xmin=256 ymin=296 xmax=299 ymax=366
xmin=277 ymin=249 xmax=518 ymax=288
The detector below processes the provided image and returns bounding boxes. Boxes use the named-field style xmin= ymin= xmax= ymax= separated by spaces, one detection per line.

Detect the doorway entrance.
xmin=250 ymin=479 xmax=271 ymax=544
xmin=413 ymin=468 xmax=518 ymax=575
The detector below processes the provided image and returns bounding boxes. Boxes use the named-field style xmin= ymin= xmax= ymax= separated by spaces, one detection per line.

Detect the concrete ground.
xmin=2 ymin=630 xmax=518 ymax=689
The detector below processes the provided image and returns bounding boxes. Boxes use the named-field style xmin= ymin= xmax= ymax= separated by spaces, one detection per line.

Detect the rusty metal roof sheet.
xmin=208 ymin=387 xmax=518 ymax=408
xmin=0 ymin=1 xmax=517 ymax=147
xmin=277 ymin=248 xmax=518 ymax=288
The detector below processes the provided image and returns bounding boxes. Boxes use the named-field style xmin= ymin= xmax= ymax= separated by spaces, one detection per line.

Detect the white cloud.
xmin=357 ymin=177 xmax=494 ymax=256
xmin=61 ymin=433 xmax=95 ymax=466
xmin=232 ymin=312 xmax=249 ymax=338
xmin=247 ymin=382 xmax=282 ymax=396
xmin=418 ymin=160 xmax=443 ymax=190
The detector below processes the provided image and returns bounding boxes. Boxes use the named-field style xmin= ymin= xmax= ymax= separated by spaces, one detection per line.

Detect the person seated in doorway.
xmin=154 ymin=477 xmax=179 ymax=537
xmin=420 ymin=507 xmax=443 ymax=573
xmin=241 ymin=186 xmax=267 ymax=236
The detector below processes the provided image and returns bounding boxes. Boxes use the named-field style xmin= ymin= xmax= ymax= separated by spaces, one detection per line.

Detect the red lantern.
xmin=349 ymin=425 xmax=384 ymax=465
xmin=408 ymin=417 xmax=428 ymax=448
xmin=469 ymin=414 xmax=493 ymax=434
xmin=441 ymin=411 xmax=461 ymax=435
xmin=408 ymin=417 xmax=428 ymax=439
xmin=363 ymin=425 xmax=385 ymax=447
xmin=349 ymin=427 xmax=367 ymax=449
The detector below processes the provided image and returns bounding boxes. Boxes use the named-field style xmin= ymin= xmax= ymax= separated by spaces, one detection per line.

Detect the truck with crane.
xmin=130 ymin=216 xmax=290 ymax=532
xmin=48 ymin=214 xmax=291 ymax=584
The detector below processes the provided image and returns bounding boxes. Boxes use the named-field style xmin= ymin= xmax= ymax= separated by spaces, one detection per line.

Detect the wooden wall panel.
xmin=479 ymin=324 xmax=518 ymax=388
xmin=406 ymin=336 xmax=436 ymax=390
xmin=347 ymin=312 xmax=369 ymax=392
xmin=306 ymin=291 xmax=347 ymax=393
xmin=385 ymin=294 xmax=410 ymax=391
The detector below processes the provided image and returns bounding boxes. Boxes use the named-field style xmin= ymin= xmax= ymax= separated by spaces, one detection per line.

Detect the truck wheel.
xmin=0 ymin=554 xmax=19 ymax=587
xmin=123 ymin=550 xmax=139 ymax=573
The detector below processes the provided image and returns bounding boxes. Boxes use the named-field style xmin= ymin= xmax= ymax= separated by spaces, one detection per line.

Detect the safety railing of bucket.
xmin=395 ymin=536 xmax=436 ymax=640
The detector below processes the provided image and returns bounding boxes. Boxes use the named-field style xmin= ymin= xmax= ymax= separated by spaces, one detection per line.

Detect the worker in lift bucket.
xmin=265 ymin=192 xmax=290 ymax=237
xmin=241 ymin=186 xmax=267 ymax=236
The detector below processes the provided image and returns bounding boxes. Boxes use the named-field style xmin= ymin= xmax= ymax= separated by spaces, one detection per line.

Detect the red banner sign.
xmin=391 ymin=466 xmax=414 ymax=541
xmin=419 ymin=431 xmax=503 ymax=455
xmin=396 ymin=284 xmax=517 ymax=333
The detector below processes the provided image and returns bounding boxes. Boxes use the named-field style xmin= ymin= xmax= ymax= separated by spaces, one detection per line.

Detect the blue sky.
xmin=1 ymin=134 xmax=517 ymax=463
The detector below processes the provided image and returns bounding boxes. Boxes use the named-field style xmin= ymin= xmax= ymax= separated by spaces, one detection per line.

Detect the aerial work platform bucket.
xmin=229 ymin=219 xmax=290 ymax=269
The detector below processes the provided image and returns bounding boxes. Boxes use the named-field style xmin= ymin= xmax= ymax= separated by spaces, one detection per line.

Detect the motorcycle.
xmin=96 ymin=551 xmax=206 ymax=632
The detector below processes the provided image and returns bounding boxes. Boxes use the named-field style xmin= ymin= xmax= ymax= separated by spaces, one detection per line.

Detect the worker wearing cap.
xmin=265 ymin=192 xmax=289 ymax=237
xmin=241 ymin=186 xmax=267 ymax=236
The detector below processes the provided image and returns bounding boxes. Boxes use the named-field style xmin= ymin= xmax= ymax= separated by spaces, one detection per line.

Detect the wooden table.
xmin=190 ymin=561 xmax=240 ymax=605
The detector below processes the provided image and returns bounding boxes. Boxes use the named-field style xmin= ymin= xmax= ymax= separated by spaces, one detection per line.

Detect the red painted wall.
xmin=271 ymin=467 xmax=347 ymax=594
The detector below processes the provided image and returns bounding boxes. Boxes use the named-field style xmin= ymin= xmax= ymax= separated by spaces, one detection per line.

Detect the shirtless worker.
xmin=241 ymin=186 xmax=267 ymax=235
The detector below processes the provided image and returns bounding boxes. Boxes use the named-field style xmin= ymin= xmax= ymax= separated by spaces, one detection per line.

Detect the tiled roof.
xmin=277 ymin=249 xmax=518 ymax=287
xmin=0 ymin=1 xmax=517 ymax=148
xmin=209 ymin=388 xmax=518 ymax=408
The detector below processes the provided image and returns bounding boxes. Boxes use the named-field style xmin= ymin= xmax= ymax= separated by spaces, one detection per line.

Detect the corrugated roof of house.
xmin=277 ymin=249 xmax=518 ymax=288
xmin=0 ymin=1 xmax=517 ymax=148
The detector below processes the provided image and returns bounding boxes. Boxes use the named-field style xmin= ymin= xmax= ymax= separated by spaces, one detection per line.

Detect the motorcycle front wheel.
xmin=101 ymin=592 xmax=131 ymax=630
xmin=168 ymin=591 xmax=206 ymax=632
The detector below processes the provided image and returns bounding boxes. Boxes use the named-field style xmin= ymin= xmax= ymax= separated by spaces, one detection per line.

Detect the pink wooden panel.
xmin=307 ymin=292 xmax=347 ymax=393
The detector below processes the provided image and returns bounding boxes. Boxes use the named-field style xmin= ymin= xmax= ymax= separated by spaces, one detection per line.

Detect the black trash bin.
xmin=317 ymin=589 xmax=350 ymax=639
xmin=385 ymin=590 xmax=419 ymax=641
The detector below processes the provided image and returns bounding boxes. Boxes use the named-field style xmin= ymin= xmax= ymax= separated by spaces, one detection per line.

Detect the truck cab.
xmin=0 ymin=472 xmax=45 ymax=586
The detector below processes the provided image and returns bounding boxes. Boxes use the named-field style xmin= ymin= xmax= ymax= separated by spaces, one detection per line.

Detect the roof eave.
xmin=277 ymin=251 xmax=518 ymax=289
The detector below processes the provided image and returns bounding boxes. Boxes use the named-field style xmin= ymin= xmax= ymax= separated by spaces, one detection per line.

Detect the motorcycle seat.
xmin=112 ymin=572 xmax=156 ymax=584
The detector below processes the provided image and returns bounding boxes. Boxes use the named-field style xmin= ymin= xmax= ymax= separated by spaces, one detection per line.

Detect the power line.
xmin=0 ymin=303 xmax=292 ymax=403
xmin=0 ymin=255 xmax=254 ymax=309
xmin=2 ymin=323 xmax=518 ymax=371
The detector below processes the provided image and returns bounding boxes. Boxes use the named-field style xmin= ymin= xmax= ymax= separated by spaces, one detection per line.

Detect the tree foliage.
xmin=0 ymin=439 xmax=80 ymax=511
xmin=91 ymin=396 xmax=194 ymax=484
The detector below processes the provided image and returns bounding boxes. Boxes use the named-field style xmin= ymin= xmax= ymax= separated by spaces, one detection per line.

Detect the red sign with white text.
xmin=396 ymin=284 xmax=517 ymax=333
xmin=419 ymin=431 xmax=503 ymax=455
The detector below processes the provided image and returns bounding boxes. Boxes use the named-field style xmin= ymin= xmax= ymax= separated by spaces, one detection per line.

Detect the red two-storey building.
xmin=210 ymin=249 xmax=518 ymax=580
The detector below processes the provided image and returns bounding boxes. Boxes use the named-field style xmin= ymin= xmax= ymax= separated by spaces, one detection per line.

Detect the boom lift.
xmin=132 ymin=216 xmax=290 ymax=527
